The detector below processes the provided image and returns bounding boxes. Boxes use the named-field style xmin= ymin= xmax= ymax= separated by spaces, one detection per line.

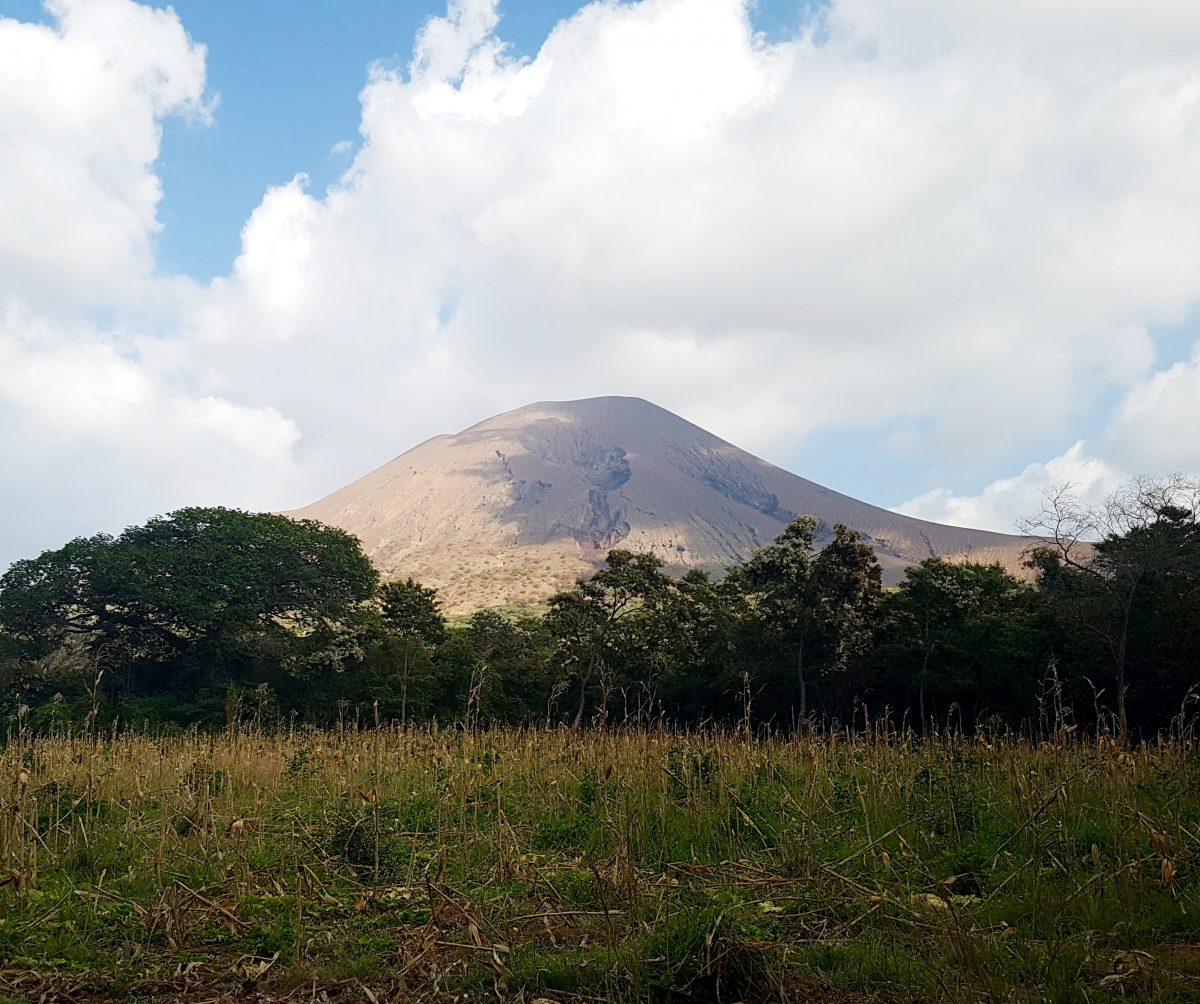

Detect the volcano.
xmin=289 ymin=397 xmax=1030 ymax=611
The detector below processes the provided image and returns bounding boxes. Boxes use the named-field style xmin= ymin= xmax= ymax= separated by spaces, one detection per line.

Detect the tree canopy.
xmin=4 ymin=479 xmax=1199 ymax=738
xmin=0 ymin=507 xmax=378 ymax=696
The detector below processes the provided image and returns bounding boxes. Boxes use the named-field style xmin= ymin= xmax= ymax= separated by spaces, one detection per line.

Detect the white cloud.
xmin=891 ymin=336 xmax=1200 ymax=531
xmin=5 ymin=0 xmax=1200 ymax=565
xmin=0 ymin=302 xmax=301 ymax=552
xmin=0 ymin=0 xmax=209 ymax=311
xmin=0 ymin=1 xmax=295 ymax=560
xmin=893 ymin=442 xmax=1124 ymax=532
xmin=203 ymin=0 xmax=1196 ymax=451
xmin=1106 ymin=343 xmax=1200 ymax=474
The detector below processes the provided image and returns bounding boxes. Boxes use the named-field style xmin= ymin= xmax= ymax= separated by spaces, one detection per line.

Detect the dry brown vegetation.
xmin=1 ymin=725 xmax=1199 ymax=1002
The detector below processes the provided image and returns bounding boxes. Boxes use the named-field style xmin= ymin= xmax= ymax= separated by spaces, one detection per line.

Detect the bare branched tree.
xmin=1020 ymin=474 xmax=1200 ymax=736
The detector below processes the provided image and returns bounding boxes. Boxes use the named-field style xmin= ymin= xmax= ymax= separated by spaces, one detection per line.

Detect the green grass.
xmin=445 ymin=601 xmax=547 ymax=627
xmin=0 ymin=727 xmax=1198 ymax=1001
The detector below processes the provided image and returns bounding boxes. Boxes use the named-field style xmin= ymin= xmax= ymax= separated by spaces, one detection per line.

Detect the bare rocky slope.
xmin=289 ymin=396 xmax=1032 ymax=611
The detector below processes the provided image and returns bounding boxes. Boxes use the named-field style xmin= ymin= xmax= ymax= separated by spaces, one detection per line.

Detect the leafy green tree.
xmin=463 ymin=609 xmax=512 ymax=727
xmin=1126 ymin=530 xmax=1200 ymax=730
xmin=378 ymin=579 xmax=446 ymax=724
xmin=808 ymin=522 xmax=883 ymax=701
xmin=0 ymin=507 xmax=379 ymax=703
xmin=734 ymin=516 xmax=820 ymax=723
xmin=657 ymin=570 xmax=756 ymax=724
xmin=0 ymin=630 xmax=21 ymax=675
xmin=735 ymin=518 xmax=880 ymax=726
xmin=884 ymin=559 xmax=1034 ymax=732
xmin=426 ymin=610 xmax=552 ymax=726
xmin=469 ymin=610 xmax=552 ymax=724
xmin=379 ymin=579 xmax=446 ymax=647
xmin=544 ymin=550 xmax=671 ymax=727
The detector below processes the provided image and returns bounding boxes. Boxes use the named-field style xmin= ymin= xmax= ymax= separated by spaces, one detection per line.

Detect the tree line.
xmin=2 ymin=477 xmax=1198 ymax=738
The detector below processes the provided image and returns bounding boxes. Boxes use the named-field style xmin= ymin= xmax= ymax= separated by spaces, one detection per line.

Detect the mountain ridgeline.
xmin=290 ymin=396 xmax=1030 ymax=610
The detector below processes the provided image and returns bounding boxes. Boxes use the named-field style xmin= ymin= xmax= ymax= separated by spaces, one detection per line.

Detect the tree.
xmin=544 ymin=550 xmax=671 ymax=727
xmin=885 ymin=559 xmax=1032 ymax=733
xmin=736 ymin=518 xmax=880 ymax=727
xmin=0 ymin=507 xmax=379 ymax=701
xmin=468 ymin=610 xmax=551 ymax=724
xmin=378 ymin=579 xmax=446 ymax=724
xmin=1022 ymin=476 xmax=1200 ymax=735
xmin=463 ymin=609 xmax=510 ymax=727
xmin=657 ymin=570 xmax=756 ymax=725
xmin=808 ymin=522 xmax=883 ymax=696
xmin=735 ymin=516 xmax=819 ymax=724
xmin=426 ymin=610 xmax=552 ymax=726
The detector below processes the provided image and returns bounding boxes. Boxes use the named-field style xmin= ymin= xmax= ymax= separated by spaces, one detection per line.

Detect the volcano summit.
xmin=290 ymin=397 xmax=1030 ymax=611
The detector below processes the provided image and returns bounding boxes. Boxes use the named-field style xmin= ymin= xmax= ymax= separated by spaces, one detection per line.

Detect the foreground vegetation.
xmin=2 ymin=725 xmax=1199 ymax=1002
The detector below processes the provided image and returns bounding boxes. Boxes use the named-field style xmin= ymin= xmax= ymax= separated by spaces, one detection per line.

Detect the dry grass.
xmin=1 ymin=724 xmax=1199 ymax=1002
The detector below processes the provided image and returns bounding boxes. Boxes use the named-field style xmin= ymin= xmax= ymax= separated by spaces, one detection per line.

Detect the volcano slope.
xmin=289 ymin=396 xmax=1031 ymax=611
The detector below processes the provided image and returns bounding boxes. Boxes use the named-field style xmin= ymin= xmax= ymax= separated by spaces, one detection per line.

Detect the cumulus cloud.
xmin=1106 ymin=343 xmax=1200 ymax=474
xmin=189 ymin=0 xmax=1200 ymax=462
xmin=0 ymin=303 xmax=301 ymax=550
xmin=893 ymin=340 xmax=1200 ymax=531
xmin=0 ymin=1 xmax=296 ymax=560
xmin=0 ymin=0 xmax=209 ymax=310
xmin=893 ymin=442 xmax=1125 ymax=533
xmin=4 ymin=0 xmax=1200 ymax=566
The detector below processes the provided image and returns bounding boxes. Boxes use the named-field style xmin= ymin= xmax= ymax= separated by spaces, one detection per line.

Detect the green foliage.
xmin=544 ymin=549 xmax=675 ymax=726
xmin=881 ymin=558 xmax=1037 ymax=731
xmin=370 ymin=579 xmax=448 ymax=723
xmin=1025 ymin=478 xmax=1200 ymax=735
xmin=378 ymin=578 xmax=445 ymax=648
xmin=3 ymin=477 xmax=1200 ymax=739
xmin=732 ymin=517 xmax=881 ymax=724
xmin=0 ymin=507 xmax=378 ymax=700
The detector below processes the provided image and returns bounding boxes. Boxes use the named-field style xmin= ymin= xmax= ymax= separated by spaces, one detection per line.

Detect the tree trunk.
xmin=400 ymin=648 xmax=412 ymax=727
xmin=572 ymin=668 xmax=592 ymax=729
xmin=1116 ymin=601 xmax=1131 ymax=739
xmin=919 ymin=643 xmax=932 ymax=737
xmin=797 ymin=639 xmax=807 ymax=730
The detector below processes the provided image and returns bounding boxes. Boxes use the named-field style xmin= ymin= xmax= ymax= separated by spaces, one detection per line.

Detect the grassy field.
xmin=1 ymin=725 xmax=1198 ymax=1002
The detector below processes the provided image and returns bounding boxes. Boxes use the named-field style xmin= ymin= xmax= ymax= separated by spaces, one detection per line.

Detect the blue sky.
xmin=2 ymin=0 xmax=1199 ymax=568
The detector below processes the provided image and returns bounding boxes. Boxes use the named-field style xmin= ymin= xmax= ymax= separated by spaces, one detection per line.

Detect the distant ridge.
xmin=289 ymin=396 xmax=1031 ymax=611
